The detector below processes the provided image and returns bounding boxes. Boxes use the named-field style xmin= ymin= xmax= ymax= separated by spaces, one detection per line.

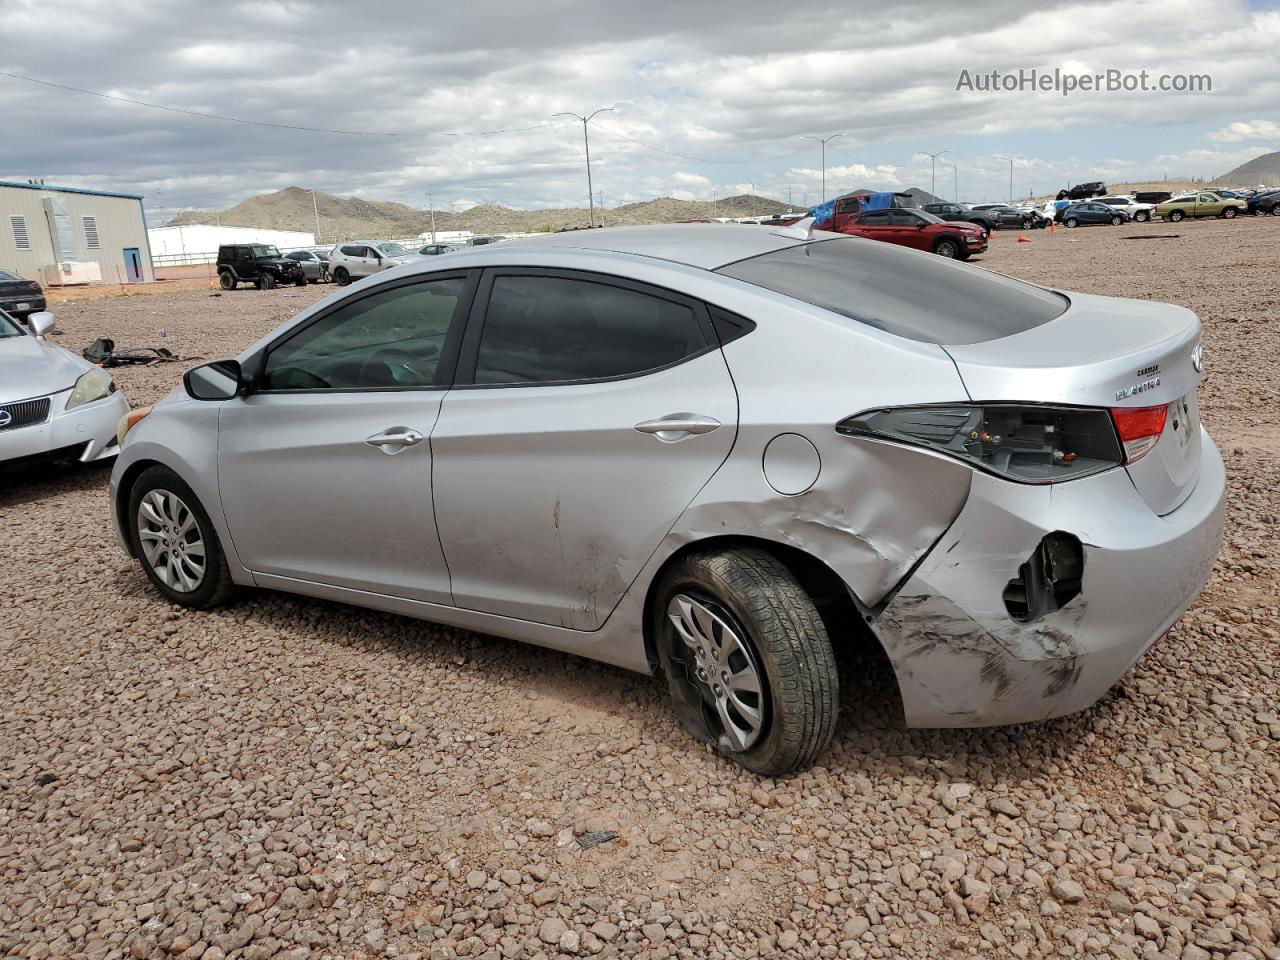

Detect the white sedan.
xmin=0 ymin=309 xmax=129 ymax=465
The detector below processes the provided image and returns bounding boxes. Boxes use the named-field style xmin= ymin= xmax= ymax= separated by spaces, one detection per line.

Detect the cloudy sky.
xmin=2 ymin=0 xmax=1279 ymax=222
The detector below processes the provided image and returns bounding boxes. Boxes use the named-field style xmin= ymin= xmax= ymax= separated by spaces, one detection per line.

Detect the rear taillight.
xmin=837 ymin=404 xmax=1124 ymax=484
xmin=26 ymin=281 xmax=40 ymax=291
xmin=1110 ymin=405 xmax=1167 ymax=463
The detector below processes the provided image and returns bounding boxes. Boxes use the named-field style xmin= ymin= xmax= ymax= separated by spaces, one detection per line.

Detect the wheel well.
xmin=641 ymin=535 xmax=887 ymax=673
xmin=113 ymin=458 xmax=161 ymax=557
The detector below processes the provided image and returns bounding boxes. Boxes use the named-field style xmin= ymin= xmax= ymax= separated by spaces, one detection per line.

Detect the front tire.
xmin=257 ymin=272 xmax=276 ymax=290
xmin=652 ymin=547 xmax=838 ymax=776
xmin=333 ymin=267 xmax=351 ymax=286
xmin=1110 ymin=215 xmax=1123 ymax=225
xmin=128 ymin=466 xmax=234 ymax=609
xmin=1222 ymin=206 xmax=1237 ymax=219
xmin=933 ymin=238 xmax=961 ymax=258
xmin=1065 ymin=218 xmax=1079 ymax=228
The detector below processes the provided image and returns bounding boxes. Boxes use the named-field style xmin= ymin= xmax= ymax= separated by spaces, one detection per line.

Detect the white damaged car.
xmin=0 ymin=309 xmax=129 ymax=466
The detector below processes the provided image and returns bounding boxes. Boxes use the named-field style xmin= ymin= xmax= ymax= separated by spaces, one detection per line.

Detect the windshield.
xmin=251 ymin=245 xmax=281 ymax=258
xmin=376 ymin=242 xmax=410 ymax=256
xmin=716 ymin=237 xmax=1069 ymax=345
xmin=0 ymin=269 xmax=20 ymax=282
xmin=0 ymin=310 xmax=23 ymax=338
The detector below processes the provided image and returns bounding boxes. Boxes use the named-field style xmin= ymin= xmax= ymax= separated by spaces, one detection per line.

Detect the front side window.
xmin=473 ymin=275 xmax=708 ymax=385
xmin=263 ymin=277 xmax=464 ymax=390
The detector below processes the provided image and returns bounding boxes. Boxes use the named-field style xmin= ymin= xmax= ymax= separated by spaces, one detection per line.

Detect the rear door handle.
xmin=634 ymin=413 xmax=721 ymax=443
xmin=365 ymin=427 xmax=425 ymax=454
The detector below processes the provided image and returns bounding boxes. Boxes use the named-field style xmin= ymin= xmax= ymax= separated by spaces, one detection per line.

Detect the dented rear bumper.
xmin=874 ymin=428 xmax=1225 ymax=727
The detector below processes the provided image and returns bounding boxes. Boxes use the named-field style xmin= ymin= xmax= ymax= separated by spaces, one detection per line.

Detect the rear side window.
xmin=717 ymin=238 xmax=1069 ymax=345
xmin=473 ymin=275 xmax=708 ymax=385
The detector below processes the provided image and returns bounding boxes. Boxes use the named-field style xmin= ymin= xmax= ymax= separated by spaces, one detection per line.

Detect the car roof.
xmin=488 ymin=224 xmax=820 ymax=270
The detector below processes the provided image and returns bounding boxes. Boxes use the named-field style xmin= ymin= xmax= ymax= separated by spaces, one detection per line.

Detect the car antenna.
xmin=770 ymin=216 xmax=816 ymax=240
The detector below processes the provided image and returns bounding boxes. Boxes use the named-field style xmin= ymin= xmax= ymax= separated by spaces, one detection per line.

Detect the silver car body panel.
xmin=876 ymin=430 xmax=1225 ymax=726
xmin=109 ymin=225 xmax=1226 ymax=722
xmin=1 ymin=324 xmax=129 ymax=464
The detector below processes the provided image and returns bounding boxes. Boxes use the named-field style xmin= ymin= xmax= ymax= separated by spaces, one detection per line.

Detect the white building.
xmin=1 ymin=180 xmax=155 ymax=285
xmin=148 ymin=224 xmax=316 ymax=265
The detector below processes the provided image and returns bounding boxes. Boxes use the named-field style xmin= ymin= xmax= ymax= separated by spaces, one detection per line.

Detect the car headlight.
xmin=116 ymin=406 xmax=152 ymax=446
xmin=65 ymin=367 xmax=116 ymax=410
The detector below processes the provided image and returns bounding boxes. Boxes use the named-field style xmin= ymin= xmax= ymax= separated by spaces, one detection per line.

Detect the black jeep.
xmin=216 ymin=244 xmax=306 ymax=290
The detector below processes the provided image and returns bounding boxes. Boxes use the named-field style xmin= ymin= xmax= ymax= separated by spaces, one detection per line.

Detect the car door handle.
xmin=365 ymin=427 xmax=425 ymax=453
xmin=634 ymin=414 xmax=721 ymax=443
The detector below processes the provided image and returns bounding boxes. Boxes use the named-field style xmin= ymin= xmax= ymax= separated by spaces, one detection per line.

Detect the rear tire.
xmin=218 ymin=272 xmax=235 ymax=290
xmin=334 ymin=267 xmax=351 ymax=285
xmin=652 ymin=547 xmax=838 ymax=776
xmin=933 ymin=238 xmax=961 ymax=258
xmin=128 ymin=465 xmax=235 ymax=610
xmin=1135 ymin=211 xmax=1150 ymax=222
xmin=1167 ymin=210 xmax=1185 ymax=222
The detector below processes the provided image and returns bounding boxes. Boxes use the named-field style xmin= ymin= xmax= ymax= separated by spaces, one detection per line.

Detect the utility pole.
xmin=995 ymin=156 xmax=1017 ymax=204
xmin=553 ymin=107 xmax=613 ymax=227
xmin=427 ymin=191 xmax=437 ymax=243
xmin=786 ymin=185 xmax=792 ymax=208
xmin=952 ymin=162 xmax=959 ymax=203
xmin=922 ymin=150 xmax=951 ymax=198
xmin=597 ymin=190 xmax=604 ymax=226
xmin=803 ymin=133 xmax=846 ymax=204
xmin=311 ymin=190 xmax=321 ymax=243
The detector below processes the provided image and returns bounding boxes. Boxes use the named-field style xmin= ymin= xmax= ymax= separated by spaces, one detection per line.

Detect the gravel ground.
xmin=2 ymin=220 xmax=1277 ymax=960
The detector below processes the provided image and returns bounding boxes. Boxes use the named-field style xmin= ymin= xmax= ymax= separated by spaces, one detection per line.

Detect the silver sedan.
xmin=109 ymin=223 xmax=1224 ymax=775
xmin=1 ymin=309 xmax=129 ymax=466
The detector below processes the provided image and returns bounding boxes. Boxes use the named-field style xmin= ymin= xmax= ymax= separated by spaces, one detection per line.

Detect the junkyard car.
xmin=326 ymin=243 xmax=420 ymax=285
xmin=0 ymin=269 xmax=46 ymax=323
xmin=1094 ymin=196 xmax=1155 ymax=222
xmin=284 ymin=249 xmax=330 ymax=283
xmin=1 ymin=309 xmax=129 ymax=465
xmin=1155 ymin=192 xmax=1246 ymax=221
xmin=1058 ymin=202 xmax=1131 ymax=227
xmin=217 ymin=244 xmax=306 ymax=290
xmin=111 ymin=224 xmax=1225 ymax=775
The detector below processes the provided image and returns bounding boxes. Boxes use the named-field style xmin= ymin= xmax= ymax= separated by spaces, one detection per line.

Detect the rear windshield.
xmin=716 ymin=237 xmax=1069 ymax=345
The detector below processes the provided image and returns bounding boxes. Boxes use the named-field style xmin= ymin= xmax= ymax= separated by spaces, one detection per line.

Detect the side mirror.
xmin=184 ymin=359 xmax=245 ymax=401
xmin=28 ymin=311 xmax=56 ymax=338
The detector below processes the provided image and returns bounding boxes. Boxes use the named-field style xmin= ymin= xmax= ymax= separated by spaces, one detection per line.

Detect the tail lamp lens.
xmin=1110 ymin=405 xmax=1167 ymax=463
xmin=837 ymin=404 xmax=1125 ymax=484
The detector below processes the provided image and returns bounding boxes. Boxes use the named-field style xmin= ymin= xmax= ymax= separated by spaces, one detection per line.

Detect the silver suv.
xmin=326 ymin=242 xmax=420 ymax=285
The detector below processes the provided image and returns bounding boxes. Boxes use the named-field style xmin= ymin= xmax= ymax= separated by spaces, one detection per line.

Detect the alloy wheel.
xmin=136 ymin=489 xmax=206 ymax=592
xmin=667 ymin=593 xmax=766 ymax=752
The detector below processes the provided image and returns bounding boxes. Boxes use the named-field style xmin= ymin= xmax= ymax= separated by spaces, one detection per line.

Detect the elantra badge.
xmin=1191 ymin=342 xmax=1203 ymax=373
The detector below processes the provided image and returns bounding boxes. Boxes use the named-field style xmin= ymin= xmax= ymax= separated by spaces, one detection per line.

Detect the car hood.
xmin=0 ymin=334 xmax=88 ymax=401
xmin=938 ymin=220 xmax=986 ymax=232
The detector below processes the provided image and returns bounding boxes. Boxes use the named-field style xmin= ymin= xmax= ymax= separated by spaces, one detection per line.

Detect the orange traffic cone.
xmin=1049 ymin=221 xmax=1056 ymax=233
xmin=1017 ymin=235 xmax=1032 ymax=243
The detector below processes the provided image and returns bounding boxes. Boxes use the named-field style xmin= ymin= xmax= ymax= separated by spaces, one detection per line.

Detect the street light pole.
xmin=803 ymin=133 xmax=846 ymax=204
xmin=311 ymin=190 xmax=321 ymax=243
xmin=427 ymin=191 xmax=437 ymax=243
xmin=952 ymin=162 xmax=959 ymax=203
xmin=554 ymin=107 xmax=613 ymax=227
xmin=922 ymin=150 xmax=951 ymax=198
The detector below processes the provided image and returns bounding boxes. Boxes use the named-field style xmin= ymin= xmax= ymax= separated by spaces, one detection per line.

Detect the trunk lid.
xmin=943 ymin=291 xmax=1204 ymax=515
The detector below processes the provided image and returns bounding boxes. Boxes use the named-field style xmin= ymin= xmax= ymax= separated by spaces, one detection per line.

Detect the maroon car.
xmin=843 ymin=207 xmax=988 ymax=259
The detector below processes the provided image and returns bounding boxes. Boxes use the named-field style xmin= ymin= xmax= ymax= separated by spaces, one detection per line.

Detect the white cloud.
xmin=673 ymin=171 xmax=710 ymax=186
xmin=1207 ymin=120 xmax=1280 ymax=143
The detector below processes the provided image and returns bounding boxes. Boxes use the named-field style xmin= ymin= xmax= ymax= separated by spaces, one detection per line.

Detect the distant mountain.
xmin=165 ymin=187 xmax=794 ymax=241
xmin=1213 ymin=150 xmax=1280 ymax=187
